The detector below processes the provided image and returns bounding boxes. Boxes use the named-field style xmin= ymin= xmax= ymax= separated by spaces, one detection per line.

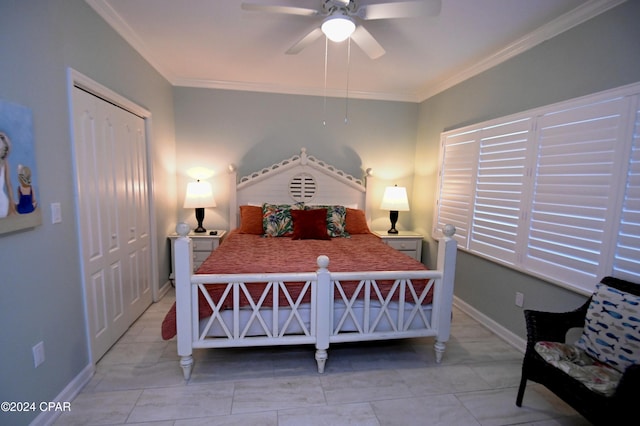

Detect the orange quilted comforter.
xmin=161 ymin=231 xmax=428 ymax=340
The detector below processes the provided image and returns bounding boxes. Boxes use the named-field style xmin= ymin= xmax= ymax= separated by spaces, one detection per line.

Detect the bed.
xmin=165 ymin=149 xmax=457 ymax=380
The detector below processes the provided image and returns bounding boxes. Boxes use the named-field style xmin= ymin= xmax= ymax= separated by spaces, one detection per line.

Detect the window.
xmin=434 ymin=83 xmax=640 ymax=294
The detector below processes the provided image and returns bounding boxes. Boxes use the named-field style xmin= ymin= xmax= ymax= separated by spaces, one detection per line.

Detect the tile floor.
xmin=55 ymin=290 xmax=590 ymax=425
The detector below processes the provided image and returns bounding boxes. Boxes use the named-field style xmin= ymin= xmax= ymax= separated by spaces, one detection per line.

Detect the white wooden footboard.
xmin=173 ymin=225 xmax=457 ymax=380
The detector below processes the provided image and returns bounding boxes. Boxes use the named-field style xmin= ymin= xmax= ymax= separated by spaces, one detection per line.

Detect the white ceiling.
xmin=86 ymin=0 xmax=621 ymax=102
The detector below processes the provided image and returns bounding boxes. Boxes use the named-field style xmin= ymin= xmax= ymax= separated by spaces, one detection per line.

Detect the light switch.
xmin=51 ymin=202 xmax=62 ymax=224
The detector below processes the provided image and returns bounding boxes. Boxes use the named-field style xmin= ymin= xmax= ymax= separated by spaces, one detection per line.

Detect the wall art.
xmin=0 ymin=99 xmax=41 ymax=235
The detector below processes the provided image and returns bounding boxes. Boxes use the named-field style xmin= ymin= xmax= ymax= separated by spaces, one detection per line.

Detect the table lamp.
xmin=380 ymin=185 xmax=409 ymax=234
xmin=183 ymin=180 xmax=216 ymax=233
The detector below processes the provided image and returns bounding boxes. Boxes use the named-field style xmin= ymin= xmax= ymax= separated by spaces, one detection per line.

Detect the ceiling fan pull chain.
xmin=344 ymin=37 xmax=351 ymax=124
xmin=323 ymin=36 xmax=328 ymax=126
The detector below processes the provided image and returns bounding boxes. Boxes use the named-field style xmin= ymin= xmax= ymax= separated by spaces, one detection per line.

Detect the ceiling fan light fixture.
xmin=321 ymin=14 xmax=355 ymax=42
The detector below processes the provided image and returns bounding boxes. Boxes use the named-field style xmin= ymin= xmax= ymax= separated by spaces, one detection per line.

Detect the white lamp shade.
xmin=321 ymin=14 xmax=356 ymax=42
xmin=380 ymin=186 xmax=410 ymax=211
xmin=183 ymin=180 xmax=216 ymax=208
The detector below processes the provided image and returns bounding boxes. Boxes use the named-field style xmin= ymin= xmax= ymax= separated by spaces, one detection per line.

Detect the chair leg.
xmin=516 ymin=375 xmax=527 ymax=407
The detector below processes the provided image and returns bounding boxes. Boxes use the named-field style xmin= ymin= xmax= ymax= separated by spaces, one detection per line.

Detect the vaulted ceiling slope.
xmin=86 ymin=0 xmax=623 ymax=102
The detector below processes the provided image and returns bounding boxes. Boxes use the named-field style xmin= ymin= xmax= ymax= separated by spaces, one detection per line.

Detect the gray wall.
xmin=0 ymin=1 xmax=176 ymax=424
xmin=173 ymin=88 xmax=419 ymax=232
xmin=1 ymin=1 xmax=638 ymax=424
xmin=414 ymin=0 xmax=640 ymax=338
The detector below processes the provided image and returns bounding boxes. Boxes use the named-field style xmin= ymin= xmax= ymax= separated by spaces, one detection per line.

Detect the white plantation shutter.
xmin=435 ymin=129 xmax=478 ymax=247
xmin=469 ymin=118 xmax=532 ymax=264
xmin=525 ymin=97 xmax=630 ymax=287
xmin=434 ymin=83 xmax=640 ymax=293
xmin=614 ymin=98 xmax=640 ymax=282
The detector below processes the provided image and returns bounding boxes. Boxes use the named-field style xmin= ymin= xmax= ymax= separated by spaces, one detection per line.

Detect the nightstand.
xmin=373 ymin=230 xmax=423 ymax=261
xmin=168 ymin=230 xmax=226 ymax=280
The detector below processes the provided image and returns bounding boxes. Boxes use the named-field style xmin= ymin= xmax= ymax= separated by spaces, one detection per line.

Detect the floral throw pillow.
xmin=307 ymin=204 xmax=349 ymax=237
xmin=575 ymin=283 xmax=640 ymax=373
xmin=262 ymin=203 xmax=304 ymax=237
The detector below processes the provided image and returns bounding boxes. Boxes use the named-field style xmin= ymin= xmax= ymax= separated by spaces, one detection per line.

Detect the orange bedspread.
xmin=161 ymin=231 xmax=428 ymax=340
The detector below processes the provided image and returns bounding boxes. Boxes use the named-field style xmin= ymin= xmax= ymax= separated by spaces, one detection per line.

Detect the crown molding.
xmin=172 ymin=77 xmax=420 ymax=102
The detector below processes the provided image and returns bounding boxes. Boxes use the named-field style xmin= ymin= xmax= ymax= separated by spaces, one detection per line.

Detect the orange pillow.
xmin=238 ymin=205 xmax=263 ymax=234
xmin=291 ymin=209 xmax=330 ymax=240
xmin=345 ymin=208 xmax=370 ymax=234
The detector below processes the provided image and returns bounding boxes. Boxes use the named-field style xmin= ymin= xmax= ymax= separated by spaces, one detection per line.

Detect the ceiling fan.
xmin=241 ymin=0 xmax=441 ymax=59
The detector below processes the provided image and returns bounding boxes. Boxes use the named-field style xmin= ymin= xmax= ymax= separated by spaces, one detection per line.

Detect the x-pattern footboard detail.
xmin=196 ymin=279 xmax=314 ymax=340
xmin=332 ymin=277 xmax=435 ymax=335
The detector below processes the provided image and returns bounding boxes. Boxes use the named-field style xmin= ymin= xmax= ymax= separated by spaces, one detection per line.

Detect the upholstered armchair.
xmin=516 ymin=276 xmax=640 ymax=425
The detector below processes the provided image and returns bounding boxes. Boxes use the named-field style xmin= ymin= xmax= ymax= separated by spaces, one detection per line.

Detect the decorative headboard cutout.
xmin=289 ymin=173 xmax=317 ymax=202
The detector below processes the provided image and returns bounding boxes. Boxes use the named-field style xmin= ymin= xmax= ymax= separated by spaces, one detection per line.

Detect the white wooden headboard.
xmin=229 ymin=148 xmax=374 ymax=229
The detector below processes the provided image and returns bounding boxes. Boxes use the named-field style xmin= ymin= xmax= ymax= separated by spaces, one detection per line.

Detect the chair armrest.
xmin=615 ymin=364 xmax=640 ymax=402
xmin=524 ymin=299 xmax=590 ymax=346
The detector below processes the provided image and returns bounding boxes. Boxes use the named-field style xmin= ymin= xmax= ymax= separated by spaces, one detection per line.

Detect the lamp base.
xmin=194 ymin=207 xmax=206 ymax=233
xmin=387 ymin=210 xmax=399 ymax=234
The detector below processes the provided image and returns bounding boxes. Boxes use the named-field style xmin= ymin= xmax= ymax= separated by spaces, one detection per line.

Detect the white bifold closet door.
xmin=72 ymin=87 xmax=152 ymax=362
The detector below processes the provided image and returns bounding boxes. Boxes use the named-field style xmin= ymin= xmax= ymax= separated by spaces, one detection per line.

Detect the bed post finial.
xmin=443 ymin=224 xmax=456 ymax=238
xmin=316 ymin=254 xmax=329 ymax=269
xmin=176 ymin=222 xmax=190 ymax=237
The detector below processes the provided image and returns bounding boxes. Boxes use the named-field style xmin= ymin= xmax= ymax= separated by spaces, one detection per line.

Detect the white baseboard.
xmin=453 ymin=296 xmax=526 ymax=353
xmin=30 ymin=363 xmax=94 ymax=426
xmin=157 ymin=279 xmax=173 ymax=301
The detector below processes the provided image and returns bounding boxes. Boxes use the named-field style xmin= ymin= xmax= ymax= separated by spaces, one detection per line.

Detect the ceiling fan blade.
xmin=286 ymin=27 xmax=324 ymax=54
xmin=350 ymin=25 xmax=385 ymax=59
xmin=241 ymin=2 xmax=319 ymax=17
xmin=356 ymin=0 xmax=441 ymax=20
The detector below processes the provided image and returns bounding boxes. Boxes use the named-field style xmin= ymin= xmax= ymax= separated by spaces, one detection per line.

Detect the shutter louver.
xmin=435 ymin=130 xmax=478 ymax=247
xmin=614 ymin=100 xmax=640 ymax=282
xmin=526 ymin=97 xmax=628 ymax=285
xmin=470 ymin=119 xmax=531 ymax=263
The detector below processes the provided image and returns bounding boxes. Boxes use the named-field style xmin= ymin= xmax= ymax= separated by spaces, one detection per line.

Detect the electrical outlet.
xmin=515 ymin=292 xmax=524 ymax=308
xmin=33 ymin=341 xmax=45 ymax=367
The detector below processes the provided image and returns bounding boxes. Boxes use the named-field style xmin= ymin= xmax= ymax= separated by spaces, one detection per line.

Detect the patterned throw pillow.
xmin=307 ymin=205 xmax=349 ymax=237
xmin=576 ymin=283 xmax=640 ymax=372
xmin=262 ymin=203 xmax=304 ymax=237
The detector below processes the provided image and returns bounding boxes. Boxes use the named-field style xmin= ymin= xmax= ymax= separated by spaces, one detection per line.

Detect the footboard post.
xmin=434 ymin=225 xmax=457 ymax=363
xmin=315 ymin=255 xmax=331 ymax=373
xmin=174 ymin=223 xmax=194 ymax=380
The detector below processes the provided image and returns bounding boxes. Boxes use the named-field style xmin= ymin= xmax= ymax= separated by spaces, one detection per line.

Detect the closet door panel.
xmin=72 ymin=87 xmax=152 ymax=362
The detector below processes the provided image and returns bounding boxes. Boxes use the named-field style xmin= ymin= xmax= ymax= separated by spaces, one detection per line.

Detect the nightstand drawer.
xmin=193 ymin=239 xmax=215 ymax=252
xmin=386 ymin=239 xmax=419 ymax=251
xmin=372 ymin=230 xmax=423 ymax=261
xmin=193 ymin=251 xmax=211 ymax=264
